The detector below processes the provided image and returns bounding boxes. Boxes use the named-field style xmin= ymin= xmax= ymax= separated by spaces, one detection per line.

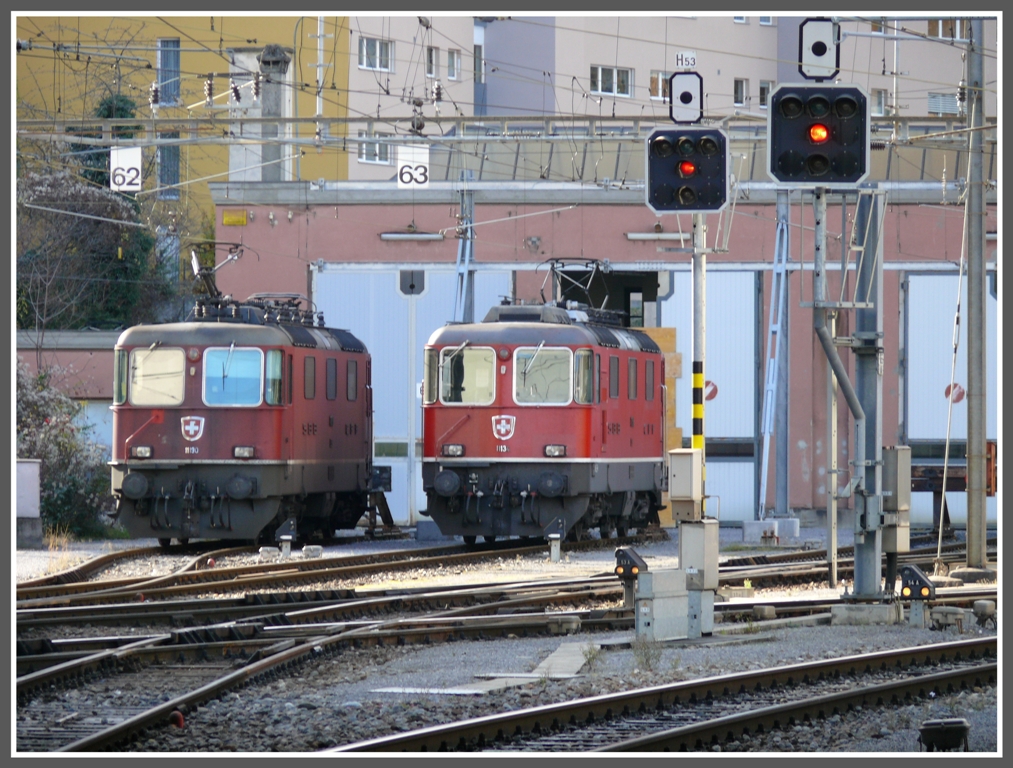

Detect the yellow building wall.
xmin=15 ymin=15 xmax=351 ymax=225
xmin=642 ymin=327 xmax=683 ymax=527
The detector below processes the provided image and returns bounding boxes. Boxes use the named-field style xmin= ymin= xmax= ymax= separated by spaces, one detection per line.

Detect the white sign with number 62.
xmin=110 ymin=146 xmax=143 ymax=192
xmin=397 ymin=145 xmax=430 ymax=189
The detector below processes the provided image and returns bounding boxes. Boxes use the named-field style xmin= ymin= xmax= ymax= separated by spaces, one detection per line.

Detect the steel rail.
xmin=598 ymin=662 xmax=997 ymax=751
xmin=329 ymin=637 xmax=997 ymax=752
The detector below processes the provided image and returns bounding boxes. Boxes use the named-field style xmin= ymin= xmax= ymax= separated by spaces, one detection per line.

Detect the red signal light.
xmin=679 ymin=160 xmax=697 ymax=177
xmin=809 ymin=123 xmax=830 ymax=143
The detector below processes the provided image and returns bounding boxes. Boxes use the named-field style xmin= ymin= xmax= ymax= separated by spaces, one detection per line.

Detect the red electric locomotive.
xmin=110 ymin=277 xmax=378 ymax=547
xmin=421 ymin=302 xmax=666 ymax=543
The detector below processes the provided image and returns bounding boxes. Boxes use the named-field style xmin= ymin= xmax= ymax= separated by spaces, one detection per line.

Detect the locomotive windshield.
xmin=203 ymin=346 xmax=264 ymax=406
xmin=439 ymin=346 xmax=495 ymax=405
xmin=127 ymin=347 xmax=186 ymax=406
xmin=514 ymin=346 xmax=573 ymax=405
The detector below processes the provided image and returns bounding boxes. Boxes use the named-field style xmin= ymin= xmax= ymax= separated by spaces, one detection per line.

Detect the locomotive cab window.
xmin=574 ymin=349 xmax=593 ymax=404
xmin=440 ymin=345 xmax=495 ymax=405
xmin=265 ymin=350 xmax=283 ymax=404
xmin=423 ymin=348 xmax=438 ymax=404
xmin=514 ymin=346 xmax=572 ymax=405
xmin=113 ymin=349 xmax=128 ymax=405
xmin=128 ymin=347 xmax=185 ymax=406
xmin=203 ymin=346 xmax=264 ymax=406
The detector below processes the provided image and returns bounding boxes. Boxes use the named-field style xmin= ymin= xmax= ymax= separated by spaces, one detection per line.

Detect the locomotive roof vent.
xmin=482 ymin=305 xmax=572 ymax=325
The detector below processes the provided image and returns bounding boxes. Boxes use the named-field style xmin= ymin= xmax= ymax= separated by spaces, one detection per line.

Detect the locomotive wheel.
xmin=158 ymin=538 xmax=172 ymax=550
xmin=483 ymin=535 xmax=497 ymax=543
xmin=566 ymin=520 xmax=586 ymax=543
xmin=462 ymin=535 xmax=477 ymax=546
xmin=615 ymin=525 xmax=628 ymax=538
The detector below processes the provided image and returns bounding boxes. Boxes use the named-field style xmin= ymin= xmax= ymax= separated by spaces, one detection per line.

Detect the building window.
xmin=872 ymin=89 xmax=888 ymax=116
xmin=590 ymin=65 xmax=632 ymax=97
xmin=870 ymin=18 xmax=888 ymax=33
xmin=759 ymin=16 xmax=773 ymax=25
xmin=358 ymin=36 xmax=392 ymax=71
xmin=928 ymin=19 xmax=967 ymax=40
xmin=759 ymin=80 xmax=773 ymax=109
xmin=734 ymin=78 xmax=748 ymax=107
xmin=733 ymin=16 xmax=747 ymax=24
xmin=473 ymin=44 xmax=484 ymax=84
xmin=426 ymin=46 xmax=438 ymax=78
xmin=157 ymin=38 xmax=180 ymax=105
xmin=928 ymin=91 xmax=960 ymax=115
xmin=357 ymin=131 xmax=392 ymax=164
xmin=447 ymin=49 xmax=460 ymax=80
xmin=157 ymin=132 xmax=180 ymax=200
xmin=649 ymin=70 xmax=672 ymax=100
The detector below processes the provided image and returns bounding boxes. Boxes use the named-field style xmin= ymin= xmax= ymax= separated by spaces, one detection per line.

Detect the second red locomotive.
xmin=109 ymin=284 xmax=377 ymax=547
xmin=421 ymin=302 xmax=666 ymax=543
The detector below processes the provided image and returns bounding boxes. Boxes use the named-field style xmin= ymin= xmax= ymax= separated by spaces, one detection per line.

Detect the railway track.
xmin=16 ymin=530 xmax=667 ymax=609
xmin=329 ymin=637 xmax=997 ymax=752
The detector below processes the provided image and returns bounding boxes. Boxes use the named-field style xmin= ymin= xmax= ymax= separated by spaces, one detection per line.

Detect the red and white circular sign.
xmin=704 ymin=381 xmax=718 ymax=401
xmin=945 ymin=383 xmax=965 ymax=403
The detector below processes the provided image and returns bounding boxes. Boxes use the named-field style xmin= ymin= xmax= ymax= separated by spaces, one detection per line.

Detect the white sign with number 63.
xmin=397 ymin=145 xmax=430 ymax=189
xmin=110 ymin=146 xmax=143 ymax=192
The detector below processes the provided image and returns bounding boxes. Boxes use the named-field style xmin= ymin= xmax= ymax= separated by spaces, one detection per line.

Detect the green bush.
xmin=16 ymin=359 xmax=114 ymax=538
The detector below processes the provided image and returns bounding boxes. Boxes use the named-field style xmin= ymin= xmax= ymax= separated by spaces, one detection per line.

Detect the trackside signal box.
xmin=668 ymin=448 xmax=702 ymax=521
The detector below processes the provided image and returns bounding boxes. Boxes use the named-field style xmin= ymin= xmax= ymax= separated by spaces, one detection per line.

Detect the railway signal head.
xmin=646 ymin=127 xmax=729 ymax=214
xmin=668 ymin=71 xmax=703 ymax=124
xmin=767 ymin=84 xmax=870 ymax=187
xmin=614 ymin=546 xmax=648 ymax=581
xmin=798 ymin=17 xmax=840 ymax=81
xmin=899 ymin=564 xmax=936 ymax=600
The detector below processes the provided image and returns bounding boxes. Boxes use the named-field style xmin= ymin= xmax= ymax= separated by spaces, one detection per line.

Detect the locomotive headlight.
xmin=234 ymin=446 xmax=255 ymax=458
xmin=441 ymin=444 xmax=465 ymax=457
xmin=544 ymin=444 xmax=567 ymax=458
xmin=130 ymin=446 xmax=153 ymax=458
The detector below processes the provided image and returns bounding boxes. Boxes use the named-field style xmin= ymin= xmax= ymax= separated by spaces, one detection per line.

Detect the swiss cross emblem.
xmin=492 ymin=415 xmax=516 ymax=440
xmin=181 ymin=416 xmax=205 ymax=442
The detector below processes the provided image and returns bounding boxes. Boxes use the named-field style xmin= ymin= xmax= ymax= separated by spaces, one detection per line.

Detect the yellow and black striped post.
xmin=692 ymin=214 xmax=707 ymax=516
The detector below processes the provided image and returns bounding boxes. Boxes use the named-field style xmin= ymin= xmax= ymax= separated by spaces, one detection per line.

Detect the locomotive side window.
xmin=609 ymin=355 xmax=619 ymax=399
xmin=646 ymin=359 xmax=655 ymax=401
xmin=514 ymin=346 xmax=572 ymax=405
xmin=287 ymin=355 xmax=293 ymax=404
xmin=574 ymin=349 xmax=593 ymax=404
xmin=113 ymin=349 xmax=127 ymax=405
xmin=628 ymin=358 xmax=638 ymax=400
xmin=423 ymin=348 xmax=438 ymax=404
xmin=441 ymin=346 xmax=495 ymax=405
xmin=203 ymin=346 xmax=264 ymax=406
xmin=326 ymin=358 xmax=337 ymax=400
xmin=595 ymin=354 xmax=601 ymax=404
xmin=128 ymin=347 xmax=185 ymax=406
xmin=347 ymin=359 xmax=358 ymax=401
xmin=265 ymin=350 xmax=283 ymax=404
xmin=304 ymin=356 xmax=316 ymax=399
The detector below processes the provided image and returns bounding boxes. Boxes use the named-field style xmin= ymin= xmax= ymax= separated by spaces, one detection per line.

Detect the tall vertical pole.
xmin=692 ymin=214 xmax=707 ymax=515
xmin=852 ymin=191 xmax=884 ymax=598
xmin=453 ymin=170 xmax=476 ymax=324
xmin=964 ymin=18 xmax=988 ymax=572
xmin=775 ymin=198 xmax=790 ymax=518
